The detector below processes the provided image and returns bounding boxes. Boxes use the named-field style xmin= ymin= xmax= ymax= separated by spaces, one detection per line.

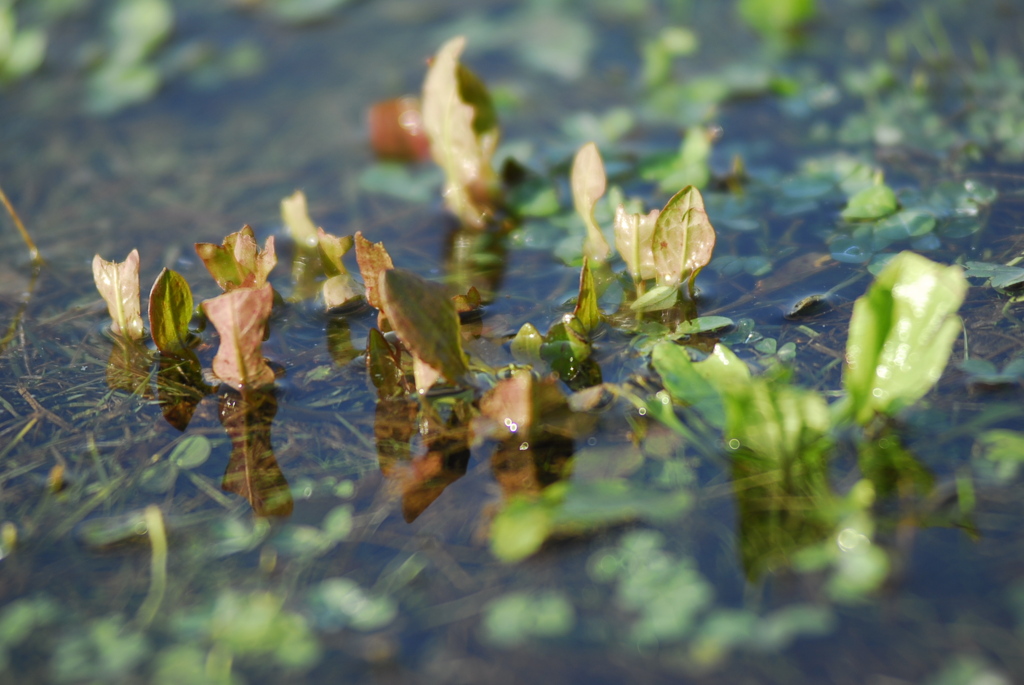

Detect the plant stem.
xmin=137 ymin=505 xmax=169 ymax=627
xmin=0 ymin=183 xmax=42 ymax=265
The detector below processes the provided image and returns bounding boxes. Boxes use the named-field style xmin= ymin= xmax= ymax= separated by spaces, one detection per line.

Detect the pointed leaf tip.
xmin=148 ymin=268 xmax=194 ymax=356
xmin=571 ymin=142 xmax=611 ymax=262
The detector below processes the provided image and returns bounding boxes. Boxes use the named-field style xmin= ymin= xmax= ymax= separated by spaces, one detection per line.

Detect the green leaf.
xmin=169 ymin=435 xmax=211 ymax=469
xmin=841 ymin=184 xmax=899 ymax=221
xmin=1 ymin=27 xmax=45 ymax=81
xmin=510 ymin=322 xmax=543 ymax=364
xmin=483 ymin=591 xmax=575 ymax=647
xmin=201 ymin=284 xmax=276 ymax=390
xmin=651 ymin=342 xmax=726 ymax=428
xmin=92 ymin=249 xmax=144 ymax=339
xmin=148 ymin=268 xmax=193 ymax=356
xmin=573 ymin=258 xmax=600 ymax=333
xmin=265 ymin=0 xmax=351 ymax=25
xmin=195 ymin=226 xmax=277 ymax=291
xmin=366 ymin=328 xmax=404 ymax=398
xmin=422 ymin=36 xmax=498 ymax=229
xmin=379 ymin=269 xmax=469 ymax=392
xmin=738 ymin=0 xmax=816 ymax=34
xmin=651 ymin=185 xmax=716 ymax=288
xmin=842 ymin=251 xmax=967 ymax=424
xmin=571 ymin=142 xmax=611 ymax=261
xmin=629 ymin=284 xmax=678 ymax=312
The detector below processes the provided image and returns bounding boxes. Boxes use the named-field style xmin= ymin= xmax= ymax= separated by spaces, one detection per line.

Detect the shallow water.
xmin=4 ymin=0 xmax=1024 ymax=683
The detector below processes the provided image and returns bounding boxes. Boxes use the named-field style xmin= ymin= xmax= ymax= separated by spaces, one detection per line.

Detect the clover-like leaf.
xmin=614 ymin=204 xmax=659 ymax=282
xmin=378 ymin=268 xmax=469 ymax=393
xmin=280 ymin=190 xmax=319 ymax=248
xmin=202 ymin=284 xmax=276 ymax=390
xmin=651 ymin=185 xmax=716 ymax=288
xmin=571 ymin=142 xmax=611 ymax=262
xmin=148 ymin=268 xmax=194 ymax=357
xmin=92 ymin=249 xmax=144 ymax=339
xmin=842 ymin=251 xmax=967 ymax=424
xmin=195 ymin=225 xmax=277 ymax=291
xmin=422 ymin=36 xmax=499 ymax=229
xmin=354 ymin=232 xmax=394 ymax=311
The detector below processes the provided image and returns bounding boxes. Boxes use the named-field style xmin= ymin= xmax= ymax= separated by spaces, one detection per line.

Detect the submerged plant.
xmin=92 ymin=249 xmax=145 ymax=340
xmin=422 ymin=36 xmax=500 ymax=229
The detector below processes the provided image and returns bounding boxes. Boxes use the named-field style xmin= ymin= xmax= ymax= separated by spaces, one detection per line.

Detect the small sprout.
xmin=202 ymin=284 xmax=276 ymax=390
xmin=92 ymin=249 xmax=145 ymax=339
xmin=317 ymin=228 xmax=361 ymax=310
xmin=378 ymin=268 xmax=469 ymax=394
xmin=195 ymin=225 xmax=277 ymax=291
xmin=366 ymin=328 xmax=405 ymax=399
xmin=571 ymin=142 xmax=611 ymax=262
xmin=148 ymin=268 xmax=194 ymax=357
xmin=573 ymin=258 xmax=600 ymax=334
xmin=422 ymin=36 xmax=500 ymax=229
xmin=452 ymin=285 xmax=483 ymax=314
xmin=614 ymin=204 xmax=660 ymax=283
xmin=511 ymin=323 xmax=543 ymax=364
xmin=651 ymin=185 xmax=716 ymax=290
xmin=280 ymin=190 xmax=319 ymax=248
xmin=353 ymin=232 xmax=394 ymax=311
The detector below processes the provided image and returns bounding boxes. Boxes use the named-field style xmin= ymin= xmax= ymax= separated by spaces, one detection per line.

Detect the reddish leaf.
xmin=219 ymin=391 xmax=293 ymax=517
xmin=367 ymin=96 xmax=431 ymax=162
xmin=201 ymin=284 xmax=275 ymax=390
xmin=354 ymin=231 xmax=394 ymax=310
xmin=195 ymin=225 xmax=277 ymax=291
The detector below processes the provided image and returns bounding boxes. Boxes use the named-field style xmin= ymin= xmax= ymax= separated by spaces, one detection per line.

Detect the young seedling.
xmin=422 ymin=36 xmax=500 ymax=230
xmin=317 ymin=227 xmax=361 ymax=310
xmin=571 ymin=142 xmax=611 ymax=262
xmin=195 ymin=225 xmax=277 ymax=291
xmin=651 ymin=185 xmax=716 ymax=294
xmin=92 ymin=249 xmax=145 ymax=340
xmin=201 ymin=283 xmax=276 ymax=391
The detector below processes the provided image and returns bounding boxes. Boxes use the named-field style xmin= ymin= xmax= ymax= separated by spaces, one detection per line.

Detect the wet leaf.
xmin=571 ymin=142 xmax=611 ymax=261
xmin=630 ymin=284 xmax=678 ymax=312
xmin=195 ymin=225 xmax=277 ymax=291
xmin=92 ymin=249 xmax=144 ymax=339
xmin=379 ymin=268 xmax=469 ymax=392
xmin=148 ymin=268 xmax=193 ymax=356
xmin=541 ymin=316 xmax=591 ymax=381
xmin=422 ymin=36 xmax=499 ymax=229
xmin=573 ymin=258 xmax=600 ymax=333
xmin=841 ymin=184 xmax=899 ymax=221
xmin=842 ymin=251 xmax=967 ymax=425
xmin=651 ymin=185 xmax=716 ymax=288
xmin=319 ymin=227 xmax=361 ymax=309
xmin=614 ymin=204 xmax=659 ymax=281
xmin=354 ymin=231 xmax=394 ymax=310
xmin=478 ymin=370 xmax=569 ymax=439
xmin=511 ymin=322 xmax=543 ymax=364
xmin=652 ymin=342 xmax=727 ymax=429
xmin=280 ymin=190 xmax=318 ymax=249
xmin=202 ymin=284 xmax=275 ymax=390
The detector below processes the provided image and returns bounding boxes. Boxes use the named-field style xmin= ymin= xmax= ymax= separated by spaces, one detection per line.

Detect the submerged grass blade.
xmin=136 ymin=505 xmax=168 ymax=628
xmin=0 ymin=183 xmax=41 ymax=264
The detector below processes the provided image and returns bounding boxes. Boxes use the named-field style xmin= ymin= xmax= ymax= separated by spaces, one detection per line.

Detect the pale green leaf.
xmin=280 ymin=190 xmax=318 ymax=248
xmin=92 ymin=249 xmax=144 ymax=339
xmin=422 ymin=36 xmax=498 ymax=229
xmin=629 ymin=284 xmax=678 ymax=312
xmin=651 ymin=185 xmax=716 ymax=288
xmin=571 ymin=142 xmax=611 ymax=261
xmin=842 ymin=251 xmax=967 ymax=424
xmin=614 ymin=204 xmax=659 ymax=281
xmin=510 ymin=322 xmax=543 ymax=364
xmin=169 ymin=435 xmax=211 ymax=469
xmin=841 ymin=184 xmax=898 ymax=221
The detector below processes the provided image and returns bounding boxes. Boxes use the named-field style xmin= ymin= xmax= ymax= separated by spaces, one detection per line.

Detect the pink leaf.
xmin=202 ymin=284 xmax=275 ymax=390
